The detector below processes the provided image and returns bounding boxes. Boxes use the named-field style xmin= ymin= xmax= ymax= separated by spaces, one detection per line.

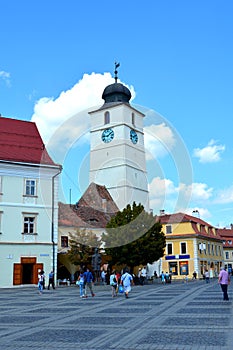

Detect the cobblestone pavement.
xmin=0 ymin=279 xmax=232 ymax=350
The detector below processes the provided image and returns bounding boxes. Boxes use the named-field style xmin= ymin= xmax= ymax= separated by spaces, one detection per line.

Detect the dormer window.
xmin=223 ymin=240 xmax=226 ymax=245
xmin=104 ymin=111 xmax=110 ymax=124
xmin=88 ymin=218 xmax=99 ymax=223
xmin=166 ymin=225 xmax=172 ymax=234
xmin=228 ymin=240 xmax=232 ymax=245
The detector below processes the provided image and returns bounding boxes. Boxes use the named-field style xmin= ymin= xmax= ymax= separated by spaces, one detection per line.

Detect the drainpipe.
xmin=51 ymin=166 xmax=62 ymax=274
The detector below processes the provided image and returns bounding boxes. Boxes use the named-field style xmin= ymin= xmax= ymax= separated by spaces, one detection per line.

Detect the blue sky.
xmin=1 ymin=1 xmax=233 ymax=228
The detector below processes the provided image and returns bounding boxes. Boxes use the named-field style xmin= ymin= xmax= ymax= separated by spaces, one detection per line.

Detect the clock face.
xmin=130 ymin=129 xmax=138 ymax=144
xmin=102 ymin=128 xmax=114 ymax=143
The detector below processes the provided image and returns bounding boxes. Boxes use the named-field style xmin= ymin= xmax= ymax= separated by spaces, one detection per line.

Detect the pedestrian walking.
xmin=192 ymin=271 xmax=197 ymax=279
xmin=84 ymin=268 xmax=95 ymax=298
xmin=218 ymin=266 xmax=230 ymax=301
xmin=47 ymin=270 xmax=55 ymax=290
xmin=204 ymin=269 xmax=210 ymax=283
xmin=120 ymin=267 xmax=133 ymax=298
xmin=101 ymin=270 xmax=107 ymax=285
xmin=160 ymin=271 xmax=166 ymax=284
xmin=78 ymin=269 xmax=85 ymax=298
xmin=110 ymin=269 xmax=118 ymax=297
xmin=38 ymin=270 xmax=44 ymax=295
xmin=140 ymin=266 xmax=147 ymax=285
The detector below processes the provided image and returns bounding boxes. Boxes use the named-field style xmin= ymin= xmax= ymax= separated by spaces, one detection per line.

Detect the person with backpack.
xmin=110 ymin=269 xmax=118 ymax=297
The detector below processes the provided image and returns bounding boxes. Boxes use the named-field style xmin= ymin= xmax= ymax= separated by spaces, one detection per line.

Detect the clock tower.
xmin=89 ymin=64 xmax=149 ymax=211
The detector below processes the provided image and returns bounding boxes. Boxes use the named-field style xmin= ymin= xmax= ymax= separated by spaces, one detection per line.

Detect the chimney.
xmin=160 ymin=209 xmax=165 ymax=216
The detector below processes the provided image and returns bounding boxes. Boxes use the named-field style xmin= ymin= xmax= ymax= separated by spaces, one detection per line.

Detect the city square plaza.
xmin=0 ymin=278 xmax=232 ymax=350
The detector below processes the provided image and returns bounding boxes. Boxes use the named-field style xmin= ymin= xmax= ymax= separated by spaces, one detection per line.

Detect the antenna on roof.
xmin=114 ymin=62 xmax=120 ymax=83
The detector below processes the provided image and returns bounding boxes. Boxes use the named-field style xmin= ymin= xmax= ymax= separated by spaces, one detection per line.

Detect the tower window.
xmin=104 ymin=111 xmax=110 ymax=124
xmin=132 ymin=113 xmax=135 ymax=126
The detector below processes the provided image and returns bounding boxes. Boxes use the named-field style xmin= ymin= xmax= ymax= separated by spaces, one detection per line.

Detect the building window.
xmin=199 ymin=242 xmax=206 ymax=254
xmin=23 ymin=216 xmax=36 ymax=234
xmin=0 ymin=176 xmax=2 ymax=194
xmin=179 ymin=261 xmax=189 ymax=275
xmin=132 ymin=112 xmax=135 ymax=126
xmin=212 ymin=244 xmax=214 ymax=255
xmin=169 ymin=262 xmax=178 ymax=275
xmin=225 ymin=252 xmax=229 ymax=260
xmin=215 ymin=245 xmax=218 ymax=256
xmin=219 ymin=246 xmax=222 ymax=255
xmin=167 ymin=243 xmax=173 ymax=255
xmin=61 ymin=236 xmax=68 ymax=248
xmin=166 ymin=225 xmax=172 ymax=234
xmin=104 ymin=111 xmax=110 ymax=124
xmin=228 ymin=240 xmax=232 ymax=245
xmin=25 ymin=179 xmax=36 ymax=196
xmin=181 ymin=242 xmax=187 ymax=254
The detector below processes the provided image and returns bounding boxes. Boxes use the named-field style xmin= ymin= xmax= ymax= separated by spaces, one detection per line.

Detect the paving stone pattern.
xmin=0 ymin=279 xmax=232 ymax=349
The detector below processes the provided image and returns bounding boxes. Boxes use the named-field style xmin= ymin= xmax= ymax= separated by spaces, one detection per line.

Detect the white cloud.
xmin=149 ymin=176 xmax=177 ymax=197
xmin=31 ymin=72 xmax=136 ymax=144
xmin=193 ymin=139 xmax=225 ymax=163
xmin=148 ymin=176 xmax=214 ymax=217
xmin=179 ymin=182 xmax=213 ymax=201
xmin=144 ymin=123 xmax=176 ymax=160
xmin=0 ymin=70 xmax=11 ymax=87
xmin=215 ymin=185 xmax=233 ymax=204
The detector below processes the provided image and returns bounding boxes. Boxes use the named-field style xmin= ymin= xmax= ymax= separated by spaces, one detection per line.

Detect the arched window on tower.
xmin=104 ymin=111 xmax=110 ymax=124
xmin=132 ymin=112 xmax=135 ymax=126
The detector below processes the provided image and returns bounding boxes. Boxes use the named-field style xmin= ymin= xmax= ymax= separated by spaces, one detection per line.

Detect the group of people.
xmin=77 ymin=267 xmax=134 ymax=299
xmin=39 ymin=265 xmax=231 ymax=302
xmin=77 ymin=267 xmax=96 ymax=298
xmin=160 ymin=271 xmax=172 ymax=284
xmin=38 ymin=269 xmax=55 ymax=294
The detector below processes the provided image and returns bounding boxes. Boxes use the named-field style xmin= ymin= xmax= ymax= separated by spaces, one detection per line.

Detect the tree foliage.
xmin=103 ymin=202 xmax=166 ymax=268
xmin=67 ymin=229 xmax=100 ymax=268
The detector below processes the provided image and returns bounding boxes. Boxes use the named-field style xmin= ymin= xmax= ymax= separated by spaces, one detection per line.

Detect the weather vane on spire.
xmin=114 ymin=62 xmax=120 ymax=83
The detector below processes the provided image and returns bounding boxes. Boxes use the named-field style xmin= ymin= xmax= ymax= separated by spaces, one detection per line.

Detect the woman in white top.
xmin=120 ymin=267 xmax=133 ymax=298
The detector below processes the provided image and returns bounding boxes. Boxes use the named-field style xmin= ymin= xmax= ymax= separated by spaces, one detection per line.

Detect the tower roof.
xmin=102 ymin=82 xmax=131 ymax=104
xmin=101 ymin=62 xmax=131 ymax=105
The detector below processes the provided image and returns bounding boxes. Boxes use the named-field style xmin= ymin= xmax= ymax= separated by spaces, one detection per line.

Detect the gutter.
xmin=51 ymin=165 xmax=62 ymax=273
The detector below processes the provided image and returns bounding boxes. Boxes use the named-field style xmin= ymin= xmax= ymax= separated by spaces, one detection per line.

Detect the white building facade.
xmin=0 ymin=117 xmax=61 ymax=287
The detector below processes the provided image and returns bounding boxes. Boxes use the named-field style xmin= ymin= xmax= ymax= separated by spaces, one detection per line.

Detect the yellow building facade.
xmin=158 ymin=213 xmax=224 ymax=280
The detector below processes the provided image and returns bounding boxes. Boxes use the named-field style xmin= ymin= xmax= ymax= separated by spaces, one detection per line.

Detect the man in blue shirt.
xmin=83 ymin=268 xmax=95 ymax=298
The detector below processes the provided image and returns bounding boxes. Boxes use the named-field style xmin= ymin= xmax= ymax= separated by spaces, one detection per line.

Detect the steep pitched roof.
xmin=0 ymin=117 xmax=56 ymax=165
xmin=58 ymin=183 xmax=119 ymax=229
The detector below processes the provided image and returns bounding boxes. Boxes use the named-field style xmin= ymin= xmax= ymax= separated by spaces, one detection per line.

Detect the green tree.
xmin=67 ymin=229 xmax=100 ymax=268
xmin=103 ymin=202 xmax=166 ymax=269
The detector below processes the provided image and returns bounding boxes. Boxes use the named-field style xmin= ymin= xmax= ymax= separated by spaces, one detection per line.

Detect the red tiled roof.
xmin=58 ymin=183 xmax=119 ymax=229
xmin=218 ymin=228 xmax=233 ymax=247
xmin=157 ymin=212 xmax=212 ymax=226
xmin=157 ymin=212 xmax=222 ymax=240
xmin=0 ymin=117 xmax=56 ymax=165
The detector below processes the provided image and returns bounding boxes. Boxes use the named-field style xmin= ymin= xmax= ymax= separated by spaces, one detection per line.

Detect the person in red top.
xmin=218 ymin=266 xmax=230 ymax=301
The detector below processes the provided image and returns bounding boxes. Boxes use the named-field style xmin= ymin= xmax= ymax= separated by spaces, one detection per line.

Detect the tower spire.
xmin=114 ymin=62 xmax=120 ymax=83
